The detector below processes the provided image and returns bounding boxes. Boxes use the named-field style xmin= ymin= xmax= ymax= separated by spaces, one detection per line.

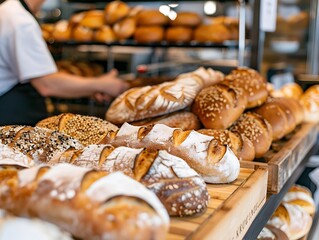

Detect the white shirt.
xmin=0 ymin=0 xmax=57 ymax=96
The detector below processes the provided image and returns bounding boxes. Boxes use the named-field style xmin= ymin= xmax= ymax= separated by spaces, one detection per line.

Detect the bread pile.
xmin=266 ymin=185 xmax=315 ymax=240
xmin=56 ymin=60 xmax=104 ymax=77
xmin=41 ymin=1 xmax=239 ymax=44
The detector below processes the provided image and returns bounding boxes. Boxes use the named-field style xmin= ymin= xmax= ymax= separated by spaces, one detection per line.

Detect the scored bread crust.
xmin=105 ymin=122 xmax=240 ymax=183
xmin=49 ymin=144 xmax=209 ymax=217
xmin=106 ymin=67 xmax=225 ymax=125
xmin=0 ymin=165 xmax=169 ymax=240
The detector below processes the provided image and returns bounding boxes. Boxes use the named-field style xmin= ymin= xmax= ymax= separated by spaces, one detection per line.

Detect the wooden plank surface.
xmin=168 ymin=168 xmax=268 ymax=240
xmin=241 ymin=123 xmax=318 ymax=194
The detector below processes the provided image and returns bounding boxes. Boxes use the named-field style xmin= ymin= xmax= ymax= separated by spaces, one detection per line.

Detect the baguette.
xmin=105 ymin=123 xmax=240 ymax=183
xmin=50 ymin=144 xmax=209 ymax=217
xmin=0 ymin=164 xmax=169 ymax=240
xmin=106 ymin=67 xmax=225 ymax=125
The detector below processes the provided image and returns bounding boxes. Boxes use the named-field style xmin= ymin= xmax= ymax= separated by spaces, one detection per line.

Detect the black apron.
xmin=0 ymin=0 xmax=48 ymax=125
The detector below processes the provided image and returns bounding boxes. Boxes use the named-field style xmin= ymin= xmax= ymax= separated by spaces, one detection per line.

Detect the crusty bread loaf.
xmin=79 ymin=10 xmax=105 ymax=29
xmin=52 ymin=20 xmax=72 ymax=41
xmin=170 ymin=12 xmax=202 ymax=27
xmin=94 ymin=25 xmax=117 ymax=43
xmin=192 ymin=84 xmax=247 ymax=129
xmin=0 ymin=126 xmax=83 ymax=164
xmin=36 ymin=113 xmax=118 ymax=146
xmin=104 ymin=0 xmax=130 ymax=25
xmin=277 ymin=83 xmax=304 ymax=100
xmin=230 ymin=112 xmax=273 ymax=158
xmin=0 ymin=143 xmax=33 ymax=168
xmin=253 ymin=101 xmax=289 ymax=141
xmin=0 ymin=165 xmax=169 ymax=240
xmin=257 ymin=225 xmax=289 ymax=240
xmin=106 ymin=67 xmax=225 ymax=125
xmin=105 ymin=122 xmax=240 ymax=183
xmin=50 ymin=145 xmax=209 ymax=217
xmin=268 ymin=203 xmax=312 ymax=240
xmin=283 ymin=185 xmax=315 ymax=216
xmin=194 ymin=24 xmax=232 ymax=43
xmin=134 ymin=26 xmax=165 ymax=43
xmin=223 ymin=67 xmax=268 ymax=108
xmin=0 ymin=210 xmax=72 ymax=240
xmin=165 ymin=27 xmax=193 ymax=43
xmin=136 ymin=10 xmax=169 ymax=26
xmin=299 ymin=85 xmax=319 ymax=123
xmin=113 ymin=17 xmax=136 ymax=40
xmin=271 ymin=97 xmax=304 ymax=125
xmin=197 ymin=129 xmax=255 ymax=161
xmin=72 ymin=25 xmax=94 ymax=42
xmin=131 ymin=111 xmax=202 ymax=130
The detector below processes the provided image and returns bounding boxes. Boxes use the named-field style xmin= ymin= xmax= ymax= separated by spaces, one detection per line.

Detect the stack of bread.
xmin=56 ymin=60 xmax=104 ymax=77
xmin=266 ymin=184 xmax=315 ymax=240
xmin=42 ymin=1 xmax=240 ymax=44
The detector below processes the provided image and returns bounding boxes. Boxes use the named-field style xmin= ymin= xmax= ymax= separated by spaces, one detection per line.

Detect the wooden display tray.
xmin=168 ymin=168 xmax=268 ymax=240
xmin=241 ymin=123 xmax=318 ymax=194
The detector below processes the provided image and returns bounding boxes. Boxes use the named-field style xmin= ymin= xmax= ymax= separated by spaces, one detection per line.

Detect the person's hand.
xmin=97 ymin=69 xmax=129 ymax=97
xmin=93 ymin=92 xmax=112 ymax=103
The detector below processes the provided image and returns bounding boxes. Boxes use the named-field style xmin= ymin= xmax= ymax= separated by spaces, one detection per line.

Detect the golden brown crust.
xmin=52 ymin=20 xmax=72 ymax=41
xmin=170 ymin=12 xmax=202 ymax=27
xmin=79 ymin=10 xmax=105 ymax=29
xmin=94 ymin=25 xmax=117 ymax=43
xmin=165 ymin=27 xmax=193 ymax=42
xmin=230 ymin=112 xmax=273 ymax=158
xmin=104 ymin=0 xmax=130 ymax=25
xmin=197 ymin=129 xmax=255 ymax=161
xmin=192 ymin=84 xmax=247 ymax=129
xmin=131 ymin=111 xmax=202 ymax=130
xmin=134 ymin=26 xmax=165 ymax=43
xmin=194 ymin=24 xmax=231 ymax=43
xmin=223 ymin=67 xmax=268 ymax=108
xmin=72 ymin=25 xmax=94 ymax=42
xmin=136 ymin=10 xmax=169 ymax=26
xmin=113 ymin=17 xmax=136 ymax=40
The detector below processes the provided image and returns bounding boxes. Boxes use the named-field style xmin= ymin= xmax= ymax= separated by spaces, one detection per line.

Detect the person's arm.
xmin=30 ymin=69 xmax=129 ymax=99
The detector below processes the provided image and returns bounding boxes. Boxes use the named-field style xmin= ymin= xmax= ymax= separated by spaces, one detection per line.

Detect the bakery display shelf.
xmin=47 ymin=39 xmax=249 ymax=49
xmin=167 ymin=167 xmax=268 ymax=240
xmin=241 ymin=122 xmax=318 ymax=194
xmin=243 ymin=142 xmax=319 ymax=240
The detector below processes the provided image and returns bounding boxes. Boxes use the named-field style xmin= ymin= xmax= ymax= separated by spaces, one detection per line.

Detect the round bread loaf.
xmin=230 ymin=112 xmax=273 ymax=158
xmin=104 ymin=0 xmax=130 ymax=25
xmin=223 ymin=67 xmax=268 ymax=108
xmin=300 ymin=85 xmax=319 ymax=122
xmin=69 ymin=12 xmax=85 ymax=28
xmin=257 ymin=225 xmax=289 ymax=240
xmin=268 ymin=203 xmax=312 ymax=240
xmin=131 ymin=111 xmax=201 ymax=130
xmin=80 ymin=10 xmax=105 ymax=29
xmin=73 ymin=25 xmax=94 ymax=42
xmin=136 ymin=10 xmax=169 ymax=26
xmin=134 ymin=26 xmax=164 ymax=43
xmin=194 ymin=24 xmax=231 ymax=43
xmin=94 ymin=25 xmax=117 ymax=43
xmin=253 ymin=101 xmax=289 ymax=141
xmin=192 ymin=84 xmax=247 ymax=129
xmin=280 ymin=83 xmax=304 ymax=100
xmin=113 ymin=17 xmax=136 ymax=40
xmin=170 ymin=12 xmax=202 ymax=27
xmin=197 ymin=129 xmax=255 ymax=161
xmin=52 ymin=20 xmax=72 ymax=41
xmin=283 ymin=185 xmax=315 ymax=216
xmin=165 ymin=27 xmax=193 ymax=42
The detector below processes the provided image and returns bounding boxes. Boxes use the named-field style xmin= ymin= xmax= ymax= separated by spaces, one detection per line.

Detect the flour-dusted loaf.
xmin=0 ymin=165 xmax=169 ymax=240
xmin=36 ymin=113 xmax=118 ymax=146
xmin=0 ymin=210 xmax=72 ymax=240
xmin=105 ymin=123 xmax=240 ymax=183
xmin=105 ymin=67 xmax=225 ymax=125
xmin=268 ymin=203 xmax=312 ymax=240
xmin=50 ymin=144 xmax=209 ymax=217
xmin=197 ymin=129 xmax=255 ymax=161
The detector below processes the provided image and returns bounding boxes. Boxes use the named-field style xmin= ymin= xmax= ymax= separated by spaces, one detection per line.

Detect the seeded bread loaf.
xmin=0 ymin=165 xmax=169 ymax=240
xmin=230 ymin=112 xmax=273 ymax=158
xmin=223 ymin=67 xmax=268 ymax=108
xmin=192 ymin=84 xmax=247 ymax=129
xmin=197 ymin=129 xmax=255 ymax=161
xmin=50 ymin=145 xmax=209 ymax=217
xmin=36 ymin=113 xmax=118 ymax=146
xmin=106 ymin=67 xmax=225 ymax=125
xmin=104 ymin=122 xmax=240 ymax=183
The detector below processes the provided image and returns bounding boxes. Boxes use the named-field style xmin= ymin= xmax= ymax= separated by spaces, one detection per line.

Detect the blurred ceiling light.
xmin=168 ymin=3 xmax=179 ymax=8
xmin=168 ymin=10 xmax=177 ymax=20
xmin=159 ymin=5 xmax=170 ymax=16
xmin=204 ymin=1 xmax=217 ymax=15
